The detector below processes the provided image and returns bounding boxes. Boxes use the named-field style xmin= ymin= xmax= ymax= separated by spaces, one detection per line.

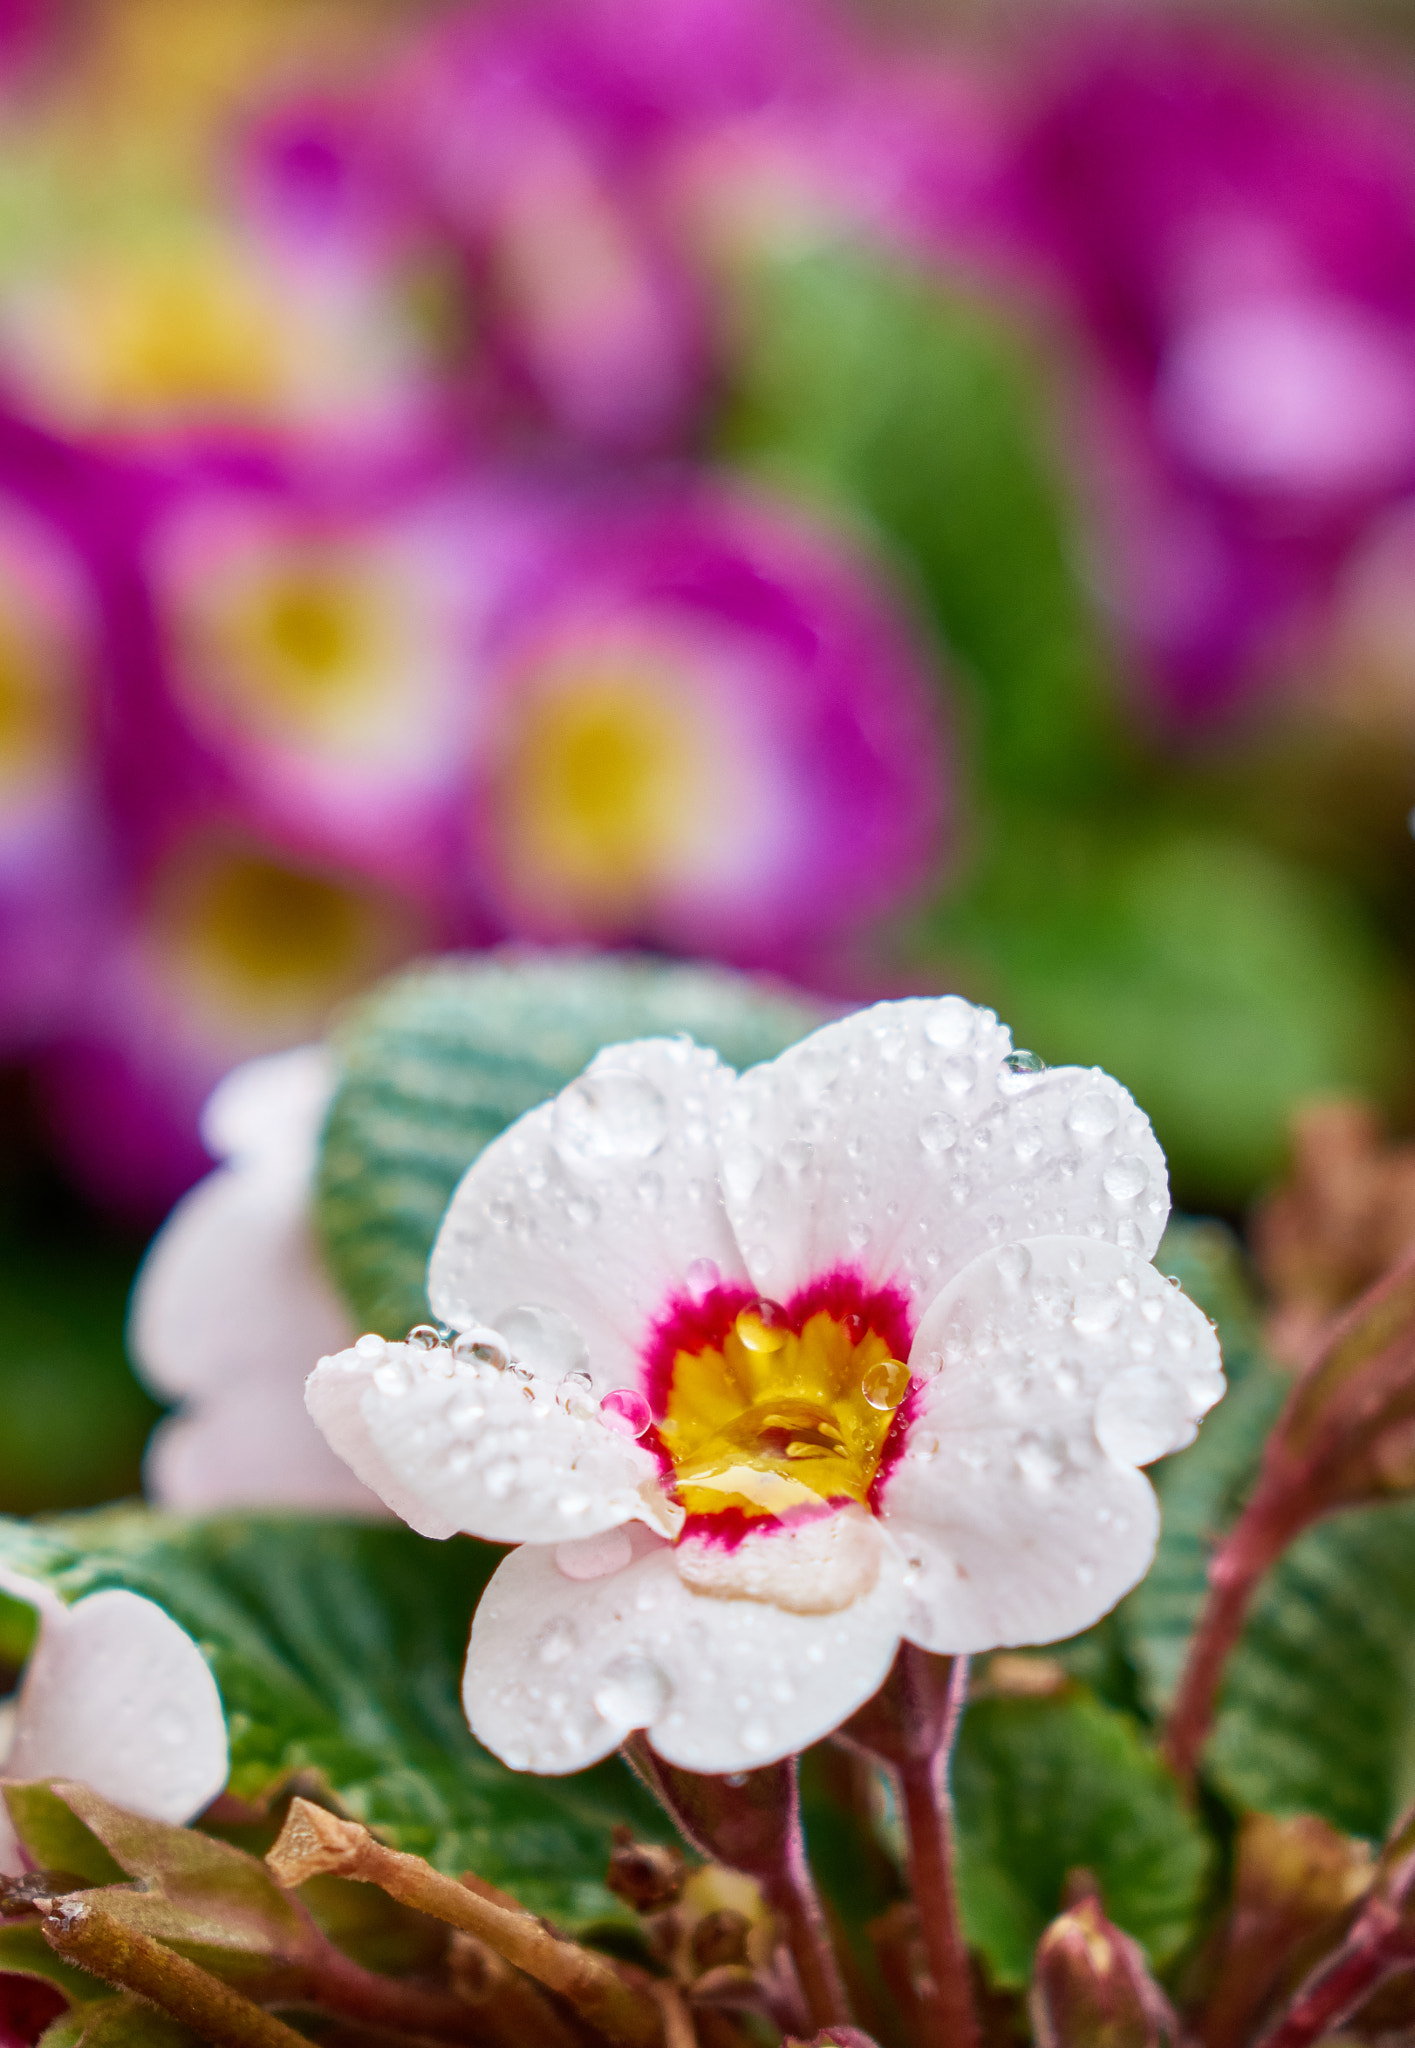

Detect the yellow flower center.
xmin=653 ymin=1296 xmax=913 ymax=1528
xmin=146 ymin=845 xmax=412 ymax=1041
xmin=491 ymin=656 xmax=710 ymax=919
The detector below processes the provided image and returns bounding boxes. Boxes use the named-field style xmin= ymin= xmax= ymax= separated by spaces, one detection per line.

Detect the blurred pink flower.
xmin=395 ymin=0 xmax=844 ymax=451
xmin=1001 ymin=20 xmax=1415 ymax=721
xmin=0 ymin=489 xmax=104 ymax=1051
xmin=36 ymin=828 xmax=432 ymax=1217
xmin=461 ymin=476 xmax=950 ymax=979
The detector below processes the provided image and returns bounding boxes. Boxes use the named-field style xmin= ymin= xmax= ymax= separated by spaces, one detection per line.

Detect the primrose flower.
xmin=39 ymin=830 xmax=426 ymax=1216
xmin=307 ymin=996 xmax=1223 ymax=1775
xmin=129 ymin=1046 xmax=373 ymax=1513
xmin=1002 ymin=22 xmax=1415 ymax=718
xmin=464 ymin=480 xmax=948 ymax=976
xmin=0 ymin=1568 xmax=228 ymax=1874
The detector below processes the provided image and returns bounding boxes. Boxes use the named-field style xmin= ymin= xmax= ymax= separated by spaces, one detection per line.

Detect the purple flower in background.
xmin=394 ymin=0 xmax=842 ymax=451
xmin=1001 ymin=20 xmax=1415 ymax=721
xmin=461 ymin=477 xmax=950 ymax=979
xmin=0 ymin=490 xmax=103 ymax=1051
xmin=0 ymin=90 xmax=463 ymax=476
xmin=36 ymin=828 xmax=431 ymax=1217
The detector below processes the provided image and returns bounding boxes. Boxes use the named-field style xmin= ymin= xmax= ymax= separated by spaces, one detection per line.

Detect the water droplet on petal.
xmin=553 ymin=1070 xmax=668 ymax=1170
xmin=1067 ymin=1090 xmax=1120 ymax=1140
xmin=1116 ymin=1220 xmax=1146 ymax=1252
xmin=498 ymin=1305 xmax=586 ymax=1378
xmin=1073 ymin=1292 xmax=1123 ymax=1336
xmin=601 ymin=1388 xmax=652 ymax=1438
xmin=593 ymin=1654 xmax=671 ymax=1729
xmin=1004 ymin=1049 xmax=1046 ymax=1075
xmin=354 ymin=1334 xmax=387 ymax=1361
xmin=453 ymin=1328 xmax=509 ymax=1371
xmin=539 ymin=1619 xmax=578 ymax=1665
xmin=919 ymin=1112 xmax=958 ymax=1155
xmin=863 ymin=1359 xmax=911 ymax=1411
xmin=942 ymin=1056 xmax=976 ymax=1096
xmin=556 ymin=1527 xmax=632 ymax=1580
xmin=996 ymin=1244 xmax=1031 ymax=1287
xmin=407 ymin=1324 xmax=441 ymax=1351
xmin=154 ymin=1706 xmax=189 ymax=1746
xmin=739 ymin=1721 xmax=773 ymax=1755
xmin=685 ymin=1257 xmax=720 ymax=1300
xmin=720 ymin=1138 xmax=766 ymax=1203
xmin=373 ymin=1362 xmax=409 ymax=1397
xmin=924 ymin=996 xmax=976 ymax=1049
xmin=781 ymin=1139 xmax=814 ymax=1176
xmin=1102 ymin=1155 xmax=1149 ymax=1201
xmin=736 ymin=1301 xmax=789 ymax=1353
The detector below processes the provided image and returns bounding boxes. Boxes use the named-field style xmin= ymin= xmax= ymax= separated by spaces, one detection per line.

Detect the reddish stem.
xmin=1163 ymin=1483 xmax=1304 ymax=1786
xmin=1254 ymin=1899 xmax=1409 ymax=2048
xmin=841 ymin=1648 xmax=979 ymax=2048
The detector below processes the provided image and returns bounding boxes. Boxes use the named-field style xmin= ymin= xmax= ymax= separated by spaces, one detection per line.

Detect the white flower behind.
xmin=130 ymin=1046 xmax=377 ymax=1514
xmin=0 ymin=1569 xmax=229 ymax=1873
xmin=307 ymin=997 xmax=1224 ymax=1774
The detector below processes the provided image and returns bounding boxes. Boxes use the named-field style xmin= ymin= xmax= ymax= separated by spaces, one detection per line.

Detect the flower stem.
xmin=623 ymin=1736 xmax=854 ymax=2036
xmin=1253 ymin=1898 xmax=1408 ymax=2048
xmin=840 ymin=1647 xmax=979 ymax=2048
xmin=41 ymin=1897 xmax=309 ymax=2048
xmin=267 ymin=1796 xmax=661 ymax=2048
xmin=1163 ymin=1486 xmax=1300 ymax=1786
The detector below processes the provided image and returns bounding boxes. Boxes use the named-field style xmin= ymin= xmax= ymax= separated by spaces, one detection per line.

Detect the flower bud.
xmin=1030 ymin=1896 xmax=1177 ymax=2048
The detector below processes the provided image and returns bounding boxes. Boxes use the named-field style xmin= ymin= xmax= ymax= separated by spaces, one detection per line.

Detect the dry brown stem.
xmin=267 ymin=1796 xmax=663 ymax=2048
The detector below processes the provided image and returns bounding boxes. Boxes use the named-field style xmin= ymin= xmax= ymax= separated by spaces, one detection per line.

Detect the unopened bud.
xmin=606 ymin=1825 xmax=686 ymax=1911
xmin=1030 ymin=1895 xmax=1176 ymax=2048
xmin=691 ymin=1906 xmax=751 ymax=1972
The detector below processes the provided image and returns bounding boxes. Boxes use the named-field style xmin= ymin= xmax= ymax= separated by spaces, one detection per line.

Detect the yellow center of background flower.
xmin=494 ymin=663 xmax=708 ymax=917
xmin=0 ymin=619 xmax=71 ymax=794
xmin=658 ymin=1306 xmax=910 ymax=1524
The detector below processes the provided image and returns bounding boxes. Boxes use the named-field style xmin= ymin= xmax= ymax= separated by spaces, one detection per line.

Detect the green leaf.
xmin=924 ymin=817 xmax=1407 ymax=1203
xmin=723 ymin=241 xmax=1126 ymax=804
xmin=1208 ymin=1502 xmax=1415 ymax=1841
xmin=0 ymin=1922 xmax=104 ymax=2004
xmin=952 ymin=1691 xmax=1213 ymax=1989
xmin=40 ymin=1999 xmax=199 ymax=2048
xmin=2 ymin=1786 xmax=127 ymax=1888
xmin=0 ymin=1508 xmax=673 ymax=1931
xmin=317 ymin=951 xmax=827 ymax=1335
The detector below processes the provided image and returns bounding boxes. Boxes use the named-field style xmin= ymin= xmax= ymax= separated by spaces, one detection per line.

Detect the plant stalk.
xmin=267 ymin=1797 xmax=662 ymax=2048
xmin=840 ymin=1647 xmax=979 ymax=2048
xmin=1253 ymin=1897 xmax=1409 ymax=2048
xmin=41 ymin=1897 xmax=310 ymax=2048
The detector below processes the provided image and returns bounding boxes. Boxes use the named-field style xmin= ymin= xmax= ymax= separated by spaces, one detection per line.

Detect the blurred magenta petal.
xmin=463 ymin=477 xmax=950 ymax=974
xmin=37 ymin=830 xmax=433 ymax=1216
xmin=1000 ymin=20 xmax=1415 ymax=719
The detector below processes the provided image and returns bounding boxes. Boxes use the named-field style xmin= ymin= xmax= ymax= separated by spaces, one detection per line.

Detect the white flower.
xmin=306 ymin=997 xmax=1223 ymax=1775
xmin=0 ymin=1568 xmax=229 ymax=1873
xmin=130 ymin=1046 xmax=378 ymax=1514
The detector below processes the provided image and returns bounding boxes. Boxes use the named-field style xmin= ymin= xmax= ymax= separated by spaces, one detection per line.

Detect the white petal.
xmin=719 ymin=999 xmax=1169 ymax=1322
xmin=427 ymin=1040 xmax=749 ymax=1391
xmin=128 ymin=1140 xmax=377 ymax=1514
xmin=200 ymin=1045 xmax=336 ymax=1167
xmin=880 ymin=1236 xmax=1222 ymax=1653
xmin=305 ymin=1339 xmax=678 ymax=1544
xmin=464 ymin=1524 xmax=907 ymax=1774
xmin=0 ymin=1574 xmax=228 ymax=1857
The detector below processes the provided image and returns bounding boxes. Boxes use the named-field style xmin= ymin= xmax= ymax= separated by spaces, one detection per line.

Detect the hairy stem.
xmin=41 ymin=1897 xmax=310 ymax=2048
xmin=1254 ymin=1898 xmax=1409 ymax=2048
xmin=1163 ymin=1487 xmax=1300 ymax=1786
xmin=267 ymin=1797 xmax=662 ymax=2048
xmin=842 ymin=1647 xmax=979 ymax=2048
xmin=622 ymin=1736 xmax=853 ymax=2037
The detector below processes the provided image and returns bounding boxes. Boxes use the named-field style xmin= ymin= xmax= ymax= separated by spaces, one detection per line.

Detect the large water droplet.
xmin=498 ymin=1305 xmax=586 ymax=1378
xmin=862 ymin=1358 xmax=911 ymax=1411
xmin=454 ymin=1327 xmax=509 ymax=1371
xmin=923 ymin=996 xmax=976 ymax=1049
xmin=736 ymin=1301 xmax=789 ymax=1354
xmin=995 ymin=1244 xmax=1031 ymax=1288
xmin=720 ymin=1138 xmax=766 ymax=1203
xmin=1004 ymin=1049 xmax=1046 ymax=1075
xmin=354 ymin=1333 xmax=387 ymax=1362
xmin=919 ymin=1112 xmax=958 ymax=1155
xmin=1066 ymin=1090 xmax=1120 ymax=1141
xmin=407 ymin=1324 xmax=441 ymax=1351
xmin=1073 ymin=1291 xmax=1123 ymax=1336
xmin=1102 ymin=1155 xmax=1149 ymax=1202
xmin=553 ymin=1070 xmax=668 ymax=1171
xmin=558 ymin=1369 xmax=599 ymax=1423
xmin=941 ymin=1057 xmax=976 ymax=1096
xmin=593 ymin=1654 xmax=671 ymax=1729
xmin=601 ymin=1388 xmax=652 ymax=1438
xmin=373 ymin=1362 xmax=410 ymax=1397
xmin=556 ymin=1527 xmax=632 ymax=1580
xmin=685 ymin=1257 xmax=720 ymax=1300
